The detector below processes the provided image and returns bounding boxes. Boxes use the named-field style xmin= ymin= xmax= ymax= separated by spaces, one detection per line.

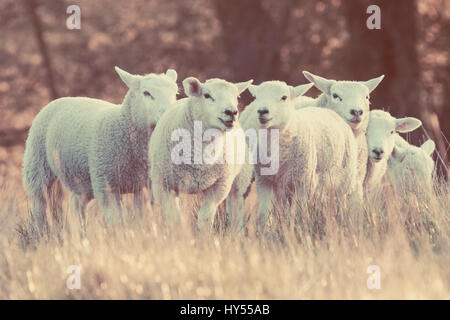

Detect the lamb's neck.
xmin=352 ymin=116 xmax=369 ymax=137
xmin=278 ymin=111 xmax=297 ymax=135
xmin=120 ymin=91 xmax=153 ymax=158
xmin=315 ymin=93 xmax=327 ymax=108
xmin=185 ymin=99 xmax=197 ymax=134
xmin=394 ymin=134 xmax=409 ymax=148
xmin=120 ymin=90 xmax=152 ymax=135
xmin=365 ymin=158 xmax=387 ymax=188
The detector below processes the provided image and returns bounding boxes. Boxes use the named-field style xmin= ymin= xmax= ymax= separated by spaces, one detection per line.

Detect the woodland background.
xmin=0 ymin=0 xmax=449 ymax=177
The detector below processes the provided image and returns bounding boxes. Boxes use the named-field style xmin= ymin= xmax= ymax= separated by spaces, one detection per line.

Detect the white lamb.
xmin=299 ymin=71 xmax=385 ymax=190
xmin=22 ymin=66 xmax=178 ymax=234
xmin=247 ymin=81 xmax=361 ymax=231
xmin=225 ymin=83 xmax=316 ymax=230
xmin=364 ymin=109 xmax=423 ymax=190
xmin=148 ymin=76 xmax=253 ymax=231
xmin=388 ymin=136 xmax=436 ymax=193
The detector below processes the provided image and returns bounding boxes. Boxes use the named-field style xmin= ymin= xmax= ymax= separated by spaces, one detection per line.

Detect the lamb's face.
xmin=247 ymin=81 xmax=313 ymax=129
xmin=139 ymin=71 xmax=178 ymax=125
xmin=114 ymin=67 xmax=178 ymax=126
xmin=302 ymin=71 xmax=384 ymax=131
xmin=366 ymin=110 xmax=422 ymax=163
xmin=366 ymin=111 xmax=397 ymax=162
xmin=391 ymin=141 xmax=435 ymax=186
xmin=248 ymin=82 xmax=292 ymax=129
xmin=326 ymin=82 xmax=371 ymax=130
xmin=183 ymin=77 xmax=253 ymax=131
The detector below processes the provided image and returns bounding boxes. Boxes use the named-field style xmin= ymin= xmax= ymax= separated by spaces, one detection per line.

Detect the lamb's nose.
xmin=258 ymin=108 xmax=269 ymax=116
xmin=224 ymin=109 xmax=238 ymax=120
xmin=350 ymin=109 xmax=364 ymax=117
xmin=372 ymin=148 xmax=384 ymax=157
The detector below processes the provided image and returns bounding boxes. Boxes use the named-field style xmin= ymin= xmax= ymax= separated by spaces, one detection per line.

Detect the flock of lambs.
xmin=21 ymin=67 xmax=436 ymax=236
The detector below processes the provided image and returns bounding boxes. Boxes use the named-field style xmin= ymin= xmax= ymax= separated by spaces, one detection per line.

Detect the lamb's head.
xmin=392 ymin=139 xmax=435 ymax=182
xmin=366 ymin=110 xmax=422 ymax=163
xmin=303 ymin=71 xmax=384 ymax=132
xmin=115 ymin=66 xmax=178 ymax=125
xmin=247 ymin=81 xmax=313 ymax=129
xmin=183 ymin=77 xmax=253 ymax=131
xmin=392 ymin=139 xmax=436 ymax=172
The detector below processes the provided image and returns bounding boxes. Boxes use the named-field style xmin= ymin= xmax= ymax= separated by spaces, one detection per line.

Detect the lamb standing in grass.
xmin=248 ymin=81 xmax=360 ymax=231
xmin=299 ymin=71 xmax=385 ymax=190
xmin=22 ymin=67 xmax=178 ymax=234
xmin=364 ymin=109 xmax=423 ymax=190
xmin=148 ymin=77 xmax=252 ymax=230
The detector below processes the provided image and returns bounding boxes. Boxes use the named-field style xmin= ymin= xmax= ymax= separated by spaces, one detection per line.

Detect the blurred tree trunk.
xmin=214 ymin=0 xmax=293 ymax=84
xmin=25 ymin=0 xmax=59 ymax=100
xmin=341 ymin=0 xmax=419 ymax=117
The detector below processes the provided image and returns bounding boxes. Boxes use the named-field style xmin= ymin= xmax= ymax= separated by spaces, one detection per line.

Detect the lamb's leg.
xmin=198 ymin=180 xmax=233 ymax=232
xmin=49 ymin=181 xmax=64 ymax=233
xmin=225 ymin=190 xmax=245 ymax=232
xmin=147 ymin=180 xmax=155 ymax=206
xmin=29 ymin=191 xmax=49 ymax=238
xmin=162 ymin=190 xmax=180 ymax=221
xmin=151 ymin=176 xmax=180 ymax=221
xmin=255 ymin=181 xmax=274 ymax=234
xmin=133 ymin=189 xmax=144 ymax=218
xmin=28 ymin=182 xmax=61 ymax=238
xmin=96 ymin=190 xmax=123 ymax=226
xmin=22 ymin=139 xmax=55 ymax=238
xmin=197 ymin=196 xmax=221 ymax=232
xmin=69 ymin=192 xmax=91 ymax=236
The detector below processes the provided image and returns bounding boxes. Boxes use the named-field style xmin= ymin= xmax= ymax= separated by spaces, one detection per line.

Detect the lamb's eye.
xmin=390 ymin=130 xmax=394 ymax=135
xmin=366 ymin=95 xmax=370 ymax=100
xmin=143 ymin=91 xmax=152 ymax=97
xmin=281 ymin=95 xmax=287 ymax=101
xmin=204 ymin=93 xmax=212 ymax=99
xmin=332 ymin=93 xmax=342 ymax=101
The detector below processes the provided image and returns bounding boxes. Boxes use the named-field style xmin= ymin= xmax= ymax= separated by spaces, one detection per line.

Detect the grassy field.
xmin=0 ymin=146 xmax=449 ymax=299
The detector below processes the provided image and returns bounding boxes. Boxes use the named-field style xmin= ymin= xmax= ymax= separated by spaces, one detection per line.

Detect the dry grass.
xmin=0 ymin=150 xmax=449 ymax=299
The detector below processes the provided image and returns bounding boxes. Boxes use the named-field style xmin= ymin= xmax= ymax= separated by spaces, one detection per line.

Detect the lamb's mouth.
xmin=370 ymin=156 xmax=383 ymax=162
xmin=349 ymin=118 xmax=362 ymax=125
xmin=218 ymin=118 xmax=234 ymax=129
xmin=259 ymin=117 xmax=272 ymax=125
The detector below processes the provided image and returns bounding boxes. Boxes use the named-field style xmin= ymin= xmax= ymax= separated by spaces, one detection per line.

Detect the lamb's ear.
xmin=290 ymin=83 xmax=314 ymax=98
xmin=166 ymin=69 xmax=177 ymax=82
xmin=395 ymin=117 xmax=422 ymax=133
xmin=363 ymin=75 xmax=385 ymax=93
xmin=183 ymin=77 xmax=202 ymax=97
xmin=421 ymin=139 xmax=436 ymax=156
xmin=302 ymin=71 xmax=334 ymax=95
xmin=235 ymin=79 xmax=254 ymax=94
xmin=248 ymin=84 xmax=258 ymax=98
xmin=115 ymin=66 xmax=139 ymax=89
